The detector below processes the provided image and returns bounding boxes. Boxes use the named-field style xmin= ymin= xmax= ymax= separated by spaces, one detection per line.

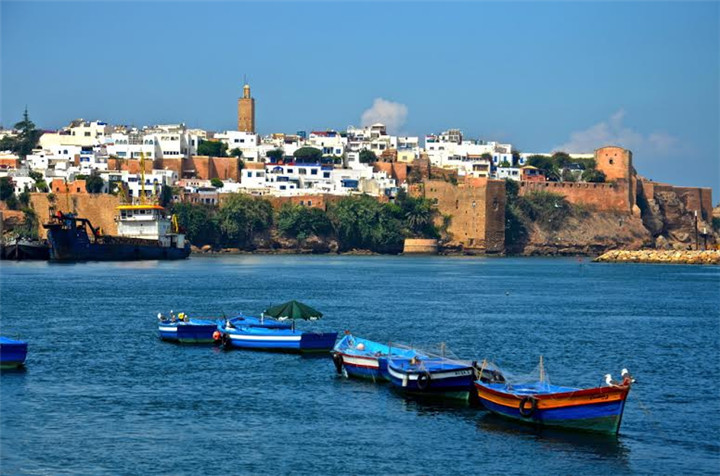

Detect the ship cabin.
xmin=116 ymin=205 xmax=184 ymax=248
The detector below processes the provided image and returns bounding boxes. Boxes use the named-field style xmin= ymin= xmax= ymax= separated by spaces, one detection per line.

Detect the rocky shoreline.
xmin=593 ymin=249 xmax=720 ymax=265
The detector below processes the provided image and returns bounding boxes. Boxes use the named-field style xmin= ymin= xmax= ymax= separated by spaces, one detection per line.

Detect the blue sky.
xmin=2 ymin=1 xmax=718 ymax=196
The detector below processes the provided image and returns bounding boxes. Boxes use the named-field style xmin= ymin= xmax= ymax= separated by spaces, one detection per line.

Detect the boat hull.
xmin=158 ymin=320 xmax=218 ymax=344
xmin=331 ymin=335 xmax=420 ymax=381
xmin=0 ymin=338 xmax=28 ymax=369
xmin=47 ymin=227 xmax=190 ymax=261
xmin=475 ymin=382 xmax=631 ymax=434
xmin=387 ymin=359 xmax=475 ymax=400
xmin=224 ymin=328 xmax=337 ymax=353
xmin=337 ymin=353 xmax=387 ymax=380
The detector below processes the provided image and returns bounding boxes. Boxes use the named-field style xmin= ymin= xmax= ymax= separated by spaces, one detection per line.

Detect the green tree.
xmin=551 ymin=151 xmax=572 ymax=169
xmin=229 ymin=148 xmax=243 ymax=158
xmin=266 ymin=149 xmax=284 ymax=161
xmin=481 ymin=152 xmax=493 ymax=162
xmin=327 ymin=195 xmax=404 ymax=252
xmin=9 ymin=108 xmax=43 ymax=159
xmin=0 ymin=177 xmax=14 ymax=200
xmin=359 ymin=149 xmax=377 ymax=164
xmin=171 ymin=202 xmax=219 ymax=246
xmin=527 ymin=155 xmax=559 ymax=181
xmin=293 ymin=147 xmax=323 ymax=163
xmin=504 ymin=179 xmax=529 ymax=252
xmin=158 ymin=185 xmax=174 ymax=207
xmin=582 ymin=169 xmax=606 ymax=183
xmin=216 ymin=194 xmax=273 ymax=247
xmin=85 ymin=171 xmax=104 ymax=194
xmin=498 ymin=160 xmax=511 ymax=168
xmin=18 ymin=189 xmax=30 ymax=207
xmin=276 ymin=204 xmax=333 ymax=241
xmin=35 ymin=180 xmax=49 ymax=193
xmin=210 ymin=177 xmax=224 ymax=188
xmin=197 ymin=140 xmax=228 ymax=157
xmin=394 ymin=190 xmax=438 ymax=238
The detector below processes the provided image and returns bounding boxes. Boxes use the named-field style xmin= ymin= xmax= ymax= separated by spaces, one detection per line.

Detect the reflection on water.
xmin=477 ymin=412 xmax=631 ymax=464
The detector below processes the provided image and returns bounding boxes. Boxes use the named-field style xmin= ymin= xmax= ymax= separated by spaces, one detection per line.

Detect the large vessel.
xmin=43 ymin=205 xmax=190 ymax=261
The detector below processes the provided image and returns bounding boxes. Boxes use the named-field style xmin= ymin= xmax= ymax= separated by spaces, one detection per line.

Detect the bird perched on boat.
xmin=621 ymin=368 xmax=636 ymax=384
xmin=604 ymin=374 xmax=621 ymax=386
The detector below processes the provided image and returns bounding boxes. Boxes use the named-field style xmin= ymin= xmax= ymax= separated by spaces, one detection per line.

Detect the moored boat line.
xmin=153 ymin=305 xmax=635 ymax=435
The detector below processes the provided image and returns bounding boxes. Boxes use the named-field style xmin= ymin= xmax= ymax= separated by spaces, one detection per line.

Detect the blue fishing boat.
xmin=475 ymin=361 xmax=634 ymax=434
xmin=386 ymin=346 xmax=505 ymax=400
xmin=219 ymin=300 xmax=337 ymax=353
xmin=157 ymin=312 xmax=219 ymax=344
xmin=331 ymin=333 xmax=418 ymax=381
xmin=0 ymin=337 xmax=28 ymax=369
xmin=219 ymin=323 xmax=337 ymax=353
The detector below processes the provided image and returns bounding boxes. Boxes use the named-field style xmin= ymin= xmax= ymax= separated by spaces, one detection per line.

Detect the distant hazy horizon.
xmin=2 ymin=1 xmax=718 ymax=197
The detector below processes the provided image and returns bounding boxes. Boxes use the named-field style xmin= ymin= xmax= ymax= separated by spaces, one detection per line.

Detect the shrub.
xmin=277 ymin=204 xmax=333 ymax=241
xmin=517 ymin=191 xmax=572 ymax=232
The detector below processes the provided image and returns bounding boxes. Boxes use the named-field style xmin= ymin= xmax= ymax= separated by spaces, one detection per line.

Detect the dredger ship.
xmin=43 ymin=204 xmax=190 ymax=261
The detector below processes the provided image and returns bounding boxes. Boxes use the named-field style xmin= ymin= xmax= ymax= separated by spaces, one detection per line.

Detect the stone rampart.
xmin=519 ymin=180 xmax=632 ymax=214
xmin=422 ymin=177 xmax=505 ymax=253
xmin=30 ymin=193 xmax=122 ymax=239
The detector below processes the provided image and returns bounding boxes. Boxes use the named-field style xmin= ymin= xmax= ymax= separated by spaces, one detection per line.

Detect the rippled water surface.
xmin=1 ymin=256 xmax=719 ymax=475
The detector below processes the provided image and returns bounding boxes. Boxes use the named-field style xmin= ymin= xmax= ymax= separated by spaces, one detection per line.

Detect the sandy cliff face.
xmin=640 ymin=190 xmax=715 ymax=249
xmin=521 ymin=212 xmax=652 ymax=256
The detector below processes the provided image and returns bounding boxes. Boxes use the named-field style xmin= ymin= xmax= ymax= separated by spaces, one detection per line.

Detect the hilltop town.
xmin=0 ymin=82 xmax=717 ymax=255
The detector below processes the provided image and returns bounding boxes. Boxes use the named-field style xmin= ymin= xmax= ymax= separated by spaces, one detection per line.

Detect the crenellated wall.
xmin=519 ymin=180 xmax=633 ymax=213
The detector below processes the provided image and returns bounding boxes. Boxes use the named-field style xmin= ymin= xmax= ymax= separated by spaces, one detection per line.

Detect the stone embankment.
xmin=594 ymin=249 xmax=720 ymax=265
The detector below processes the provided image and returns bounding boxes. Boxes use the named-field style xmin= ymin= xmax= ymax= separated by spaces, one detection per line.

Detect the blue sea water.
xmin=1 ymin=256 xmax=718 ymax=475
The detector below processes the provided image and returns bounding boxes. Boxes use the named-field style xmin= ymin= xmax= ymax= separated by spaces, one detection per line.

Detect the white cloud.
xmin=554 ymin=109 xmax=677 ymax=155
xmin=360 ymin=98 xmax=408 ymax=133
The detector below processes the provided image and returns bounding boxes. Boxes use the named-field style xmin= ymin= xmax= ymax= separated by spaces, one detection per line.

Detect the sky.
xmin=1 ymin=1 xmax=718 ymax=197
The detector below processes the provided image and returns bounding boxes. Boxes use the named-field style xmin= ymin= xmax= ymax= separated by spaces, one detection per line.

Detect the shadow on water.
xmin=476 ymin=412 xmax=631 ymax=464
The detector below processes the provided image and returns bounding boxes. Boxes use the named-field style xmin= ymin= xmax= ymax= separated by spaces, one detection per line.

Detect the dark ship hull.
xmin=0 ymin=240 xmax=51 ymax=260
xmin=44 ymin=214 xmax=190 ymax=262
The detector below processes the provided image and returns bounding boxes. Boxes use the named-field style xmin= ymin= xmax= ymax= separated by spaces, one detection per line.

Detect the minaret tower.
xmin=237 ymin=78 xmax=255 ymax=133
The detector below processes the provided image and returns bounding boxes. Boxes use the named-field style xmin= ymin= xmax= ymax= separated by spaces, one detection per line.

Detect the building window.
xmin=311 ymin=169 xmax=317 ymax=175
xmin=308 ymin=200 xmax=312 ymax=206
xmin=323 ymin=172 xmax=330 ymax=178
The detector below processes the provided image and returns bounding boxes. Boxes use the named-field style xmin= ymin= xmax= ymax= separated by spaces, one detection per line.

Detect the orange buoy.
xmin=212 ymin=331 xmax=221 ymax=341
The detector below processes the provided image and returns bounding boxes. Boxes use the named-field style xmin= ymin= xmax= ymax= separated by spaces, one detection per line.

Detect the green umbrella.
xmin=263 ymin=300 xmax=323 ymax=329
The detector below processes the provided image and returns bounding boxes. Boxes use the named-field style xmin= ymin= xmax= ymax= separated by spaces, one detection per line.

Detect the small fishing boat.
xmin=220 ymin=324 xmax=338 ymax=353
xmin=386 ymin=345 xmax=504 ymax=400
xmin=219 ymin=300 xmax=337 ymax=353
xmin=157 ymin=312 xmax=218 ymax=344
xmin=474 ymin=358 xmax=634 ymax=434
xmin=331 ymin=333 xmax=418 ymax=381
xmin=0 ymin=337 xmax=28 ymax=369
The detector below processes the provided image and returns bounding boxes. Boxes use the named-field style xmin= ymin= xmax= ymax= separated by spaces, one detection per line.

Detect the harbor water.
xmin=1 ymin=256 xmax=718 ymax=475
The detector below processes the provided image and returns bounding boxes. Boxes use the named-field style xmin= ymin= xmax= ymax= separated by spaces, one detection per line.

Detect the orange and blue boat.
xmin=475 ymin=363 xmax=633 ymax=435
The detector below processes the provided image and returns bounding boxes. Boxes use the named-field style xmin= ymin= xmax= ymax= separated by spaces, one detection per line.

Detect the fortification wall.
xmin=30 ymin=193 xmax=122 ymax=239
xmin=106 ymin=158 xmax=153 ymax=174
xmin=422 ymin=178 xmax=505 ymax=253
xmin=519 ymin=180 xmax=632 ymax=214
